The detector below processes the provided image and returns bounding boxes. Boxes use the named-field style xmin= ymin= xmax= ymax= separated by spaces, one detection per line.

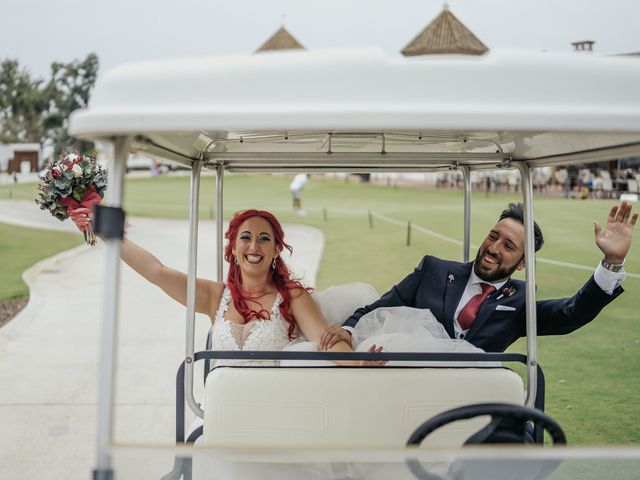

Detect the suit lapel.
xmin=443 ymin=262 xmax=473 ymax=338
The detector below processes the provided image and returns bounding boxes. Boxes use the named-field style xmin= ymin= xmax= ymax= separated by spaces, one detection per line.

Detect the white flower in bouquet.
xmin=72 ymin=163 xmax=83 ymax=178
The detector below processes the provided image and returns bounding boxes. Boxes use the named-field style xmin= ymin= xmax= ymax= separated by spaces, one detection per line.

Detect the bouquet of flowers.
xmin=36 ymin=152 xmax=108 ymax=245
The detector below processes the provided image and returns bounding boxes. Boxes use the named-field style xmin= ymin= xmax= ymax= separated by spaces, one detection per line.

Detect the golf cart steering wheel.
xmin=404 ymin=403 xmax=566 ymax=480
xmin=407 ymin=403 xmax=566 ymax=446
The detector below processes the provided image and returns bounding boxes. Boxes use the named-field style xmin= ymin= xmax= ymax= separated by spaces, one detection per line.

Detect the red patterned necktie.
xmin=458 ymin=283 xmax=496 ymax=331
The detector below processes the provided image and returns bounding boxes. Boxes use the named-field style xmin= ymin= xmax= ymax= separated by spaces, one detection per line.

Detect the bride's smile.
xmin=244 ymin=253 xmax=263 ymax=264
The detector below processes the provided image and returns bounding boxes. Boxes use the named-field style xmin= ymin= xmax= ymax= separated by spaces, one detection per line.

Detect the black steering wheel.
xmin=405 ymin=403 xmax=566 ymax=480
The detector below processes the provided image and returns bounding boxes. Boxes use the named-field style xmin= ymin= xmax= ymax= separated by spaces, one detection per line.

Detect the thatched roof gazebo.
xmin=255 ymin=26 xmax=305 ymax=53
xmin=401 ymin=4 xmax=488 ymax=56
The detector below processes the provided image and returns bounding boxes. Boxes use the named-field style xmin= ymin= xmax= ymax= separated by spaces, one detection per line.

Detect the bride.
xmin=70 ymin=207 xmax=383 ymax=365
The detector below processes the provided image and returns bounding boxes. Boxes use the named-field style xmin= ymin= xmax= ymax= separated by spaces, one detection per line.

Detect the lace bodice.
xmin=210 ymin=287 xmax=291 ymax=366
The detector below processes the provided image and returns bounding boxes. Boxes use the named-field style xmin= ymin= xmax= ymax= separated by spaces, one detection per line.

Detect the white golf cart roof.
xmin=70 ymin=48 xmax=640 ymax=171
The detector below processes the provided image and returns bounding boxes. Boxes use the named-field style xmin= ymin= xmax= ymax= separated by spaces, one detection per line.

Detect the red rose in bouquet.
xmin=35 ymin=152 xmax=108 ymax=245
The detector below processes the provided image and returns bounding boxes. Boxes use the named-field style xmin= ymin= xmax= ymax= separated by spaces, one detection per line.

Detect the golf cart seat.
xmin=202 ymin=366 xmax=525 ymax=449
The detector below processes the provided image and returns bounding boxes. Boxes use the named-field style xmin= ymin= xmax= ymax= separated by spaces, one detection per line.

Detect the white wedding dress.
xmin=282 ymin=306 xmax=491 ymax=367
xmin=283 ymin=283 xmax=489 ymax=367
xmin=209 ymin=287 xmax=291 ymax=367
xmin=208 ymin=284 xmax=489 ymax=367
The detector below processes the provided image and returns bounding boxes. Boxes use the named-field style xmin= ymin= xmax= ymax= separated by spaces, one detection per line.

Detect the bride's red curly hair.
xmin=224 ymin=209 xmax=308 ymax=339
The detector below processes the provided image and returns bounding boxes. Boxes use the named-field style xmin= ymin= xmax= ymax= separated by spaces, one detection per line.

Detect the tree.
xmin=46 ymin=53 xmax=99 ymax=154
xmin=0 ymin=53 xmax=99 ymax=155
xmin=0 ymin=59 xmax=49 ymax=144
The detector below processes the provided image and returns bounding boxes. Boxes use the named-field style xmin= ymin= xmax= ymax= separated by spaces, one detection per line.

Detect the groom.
xmin=320 ymin=201 xmax=637 ymax=353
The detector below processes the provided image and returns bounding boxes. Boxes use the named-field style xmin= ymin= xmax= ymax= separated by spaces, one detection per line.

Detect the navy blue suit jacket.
xmin=343 ymin=255 xmax=623 ymax=352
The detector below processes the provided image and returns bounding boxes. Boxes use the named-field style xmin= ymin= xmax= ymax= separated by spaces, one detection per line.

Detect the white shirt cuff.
xmin=593 ymin=262 xmax=626 ymax=294
xmin=341 ymin=326 xmax=355 ymax=335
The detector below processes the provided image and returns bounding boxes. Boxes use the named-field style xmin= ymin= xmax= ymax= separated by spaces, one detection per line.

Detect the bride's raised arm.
xmin=70 ymin=207 xmax=222 ymax=320
xmin=120 ymin=237 xmax=222 ymax=319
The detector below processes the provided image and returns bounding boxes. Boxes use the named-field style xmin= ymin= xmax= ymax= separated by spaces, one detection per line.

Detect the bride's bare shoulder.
xmin=288 ymin=286 xmax=310 ymax=301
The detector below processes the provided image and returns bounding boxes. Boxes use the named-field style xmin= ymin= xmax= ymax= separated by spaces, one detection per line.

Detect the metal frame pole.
xmin=94 ymin=137 xmax=129 ymax=480
xmin=216 ymin=164 xmax=224 ymax=282
xmin=516 ymin=163 xmax=538 ymax=408
xmin=185 ymin=160 xmax=204 ymax=418
xmin=460 ymin=166 xmax=472 ymax=262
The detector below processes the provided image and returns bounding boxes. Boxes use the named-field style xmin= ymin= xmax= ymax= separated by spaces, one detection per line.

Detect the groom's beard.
xmin=473 ymin=247 xmax=521 ymax=283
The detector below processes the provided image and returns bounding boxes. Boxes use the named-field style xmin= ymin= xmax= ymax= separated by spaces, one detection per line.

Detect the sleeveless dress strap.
xmin=270 ymin=292 xmax=283 ymax=319
xmin=214 ymin=286 xmax=231 ymax=324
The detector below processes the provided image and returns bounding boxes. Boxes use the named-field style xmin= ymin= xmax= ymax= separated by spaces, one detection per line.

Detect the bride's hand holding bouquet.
xmin=35 ymin=153 xmax=107 ymax=245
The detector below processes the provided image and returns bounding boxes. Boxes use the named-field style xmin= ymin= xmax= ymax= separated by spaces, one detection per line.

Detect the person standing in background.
xmin=290 ymin=173 xmax=308 ymax=216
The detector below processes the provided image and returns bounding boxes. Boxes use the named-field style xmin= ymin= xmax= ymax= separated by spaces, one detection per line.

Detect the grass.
xmin=0 ymin=222 xmax=82 ymax=299
xmin=1 ymin=174 xmax=639 ymax=445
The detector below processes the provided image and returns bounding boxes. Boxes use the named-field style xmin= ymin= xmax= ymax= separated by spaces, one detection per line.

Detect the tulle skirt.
xmin=283 ymin=306 xmax=495 ymax=367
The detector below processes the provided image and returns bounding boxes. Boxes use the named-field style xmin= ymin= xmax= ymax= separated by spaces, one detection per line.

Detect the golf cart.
xmin=69 ymin=47 xmax=640 ymax=479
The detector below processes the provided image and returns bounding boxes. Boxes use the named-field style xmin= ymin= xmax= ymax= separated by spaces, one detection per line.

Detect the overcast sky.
xmin=3 ymin=0 xmax=640 ymax=80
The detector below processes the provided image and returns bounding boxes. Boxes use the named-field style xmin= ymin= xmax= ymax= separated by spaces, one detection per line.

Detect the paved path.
xmin=0 ymin=200 xmax=324 ymax=479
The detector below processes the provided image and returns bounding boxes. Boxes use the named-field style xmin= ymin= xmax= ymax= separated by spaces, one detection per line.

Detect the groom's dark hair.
xmin=499 ymin=203 xmax=544 ymax=252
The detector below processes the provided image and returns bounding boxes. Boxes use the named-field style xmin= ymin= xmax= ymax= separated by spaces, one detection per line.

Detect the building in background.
xmin=0 ymin=144 xmax=40 ymax=174
xmin=401 ymin=3 xmax=488 ymax=56
xmin=255 ymin=25 xmax=305 ymax=52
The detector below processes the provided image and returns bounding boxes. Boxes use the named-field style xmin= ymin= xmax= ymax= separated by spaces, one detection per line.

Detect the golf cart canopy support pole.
xmin=216 ymin=163 xmax=224 ymax=283
xmin=517 ymin=162 xmax=538 ymax=408
xmin=94 ymin=136 xmax=129 ymax=479
xmin=460 ymin=165 xmax=471 ymax=262
xmin=185 ymin=159 xmax=204 ymax=418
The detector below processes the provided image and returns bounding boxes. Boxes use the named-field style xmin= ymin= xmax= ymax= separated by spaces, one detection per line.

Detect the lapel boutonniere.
xmin=496 ymin=285 xmax=517 ymax=300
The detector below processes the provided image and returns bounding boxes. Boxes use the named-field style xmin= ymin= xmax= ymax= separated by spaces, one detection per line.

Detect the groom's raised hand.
xmin=320 ymin=324 xmax=352 ymax=351
xmin=594 ymin=201 xmax=638 ymax=264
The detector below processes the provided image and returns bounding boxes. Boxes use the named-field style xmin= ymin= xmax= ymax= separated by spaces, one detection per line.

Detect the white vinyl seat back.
xmin=312 ymin=283 xmax=380 ymax=327
xmin=202 ymin=367 xmax=524 ymax=449
xmin=627 ymin=179 xmax=638 ymax=193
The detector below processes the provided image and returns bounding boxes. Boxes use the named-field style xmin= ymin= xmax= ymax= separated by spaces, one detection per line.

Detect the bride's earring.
xmin=234 ymin=256 xmax=239 ymax=266
xmin=272 ymin=257 xmax=277 ymax=269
